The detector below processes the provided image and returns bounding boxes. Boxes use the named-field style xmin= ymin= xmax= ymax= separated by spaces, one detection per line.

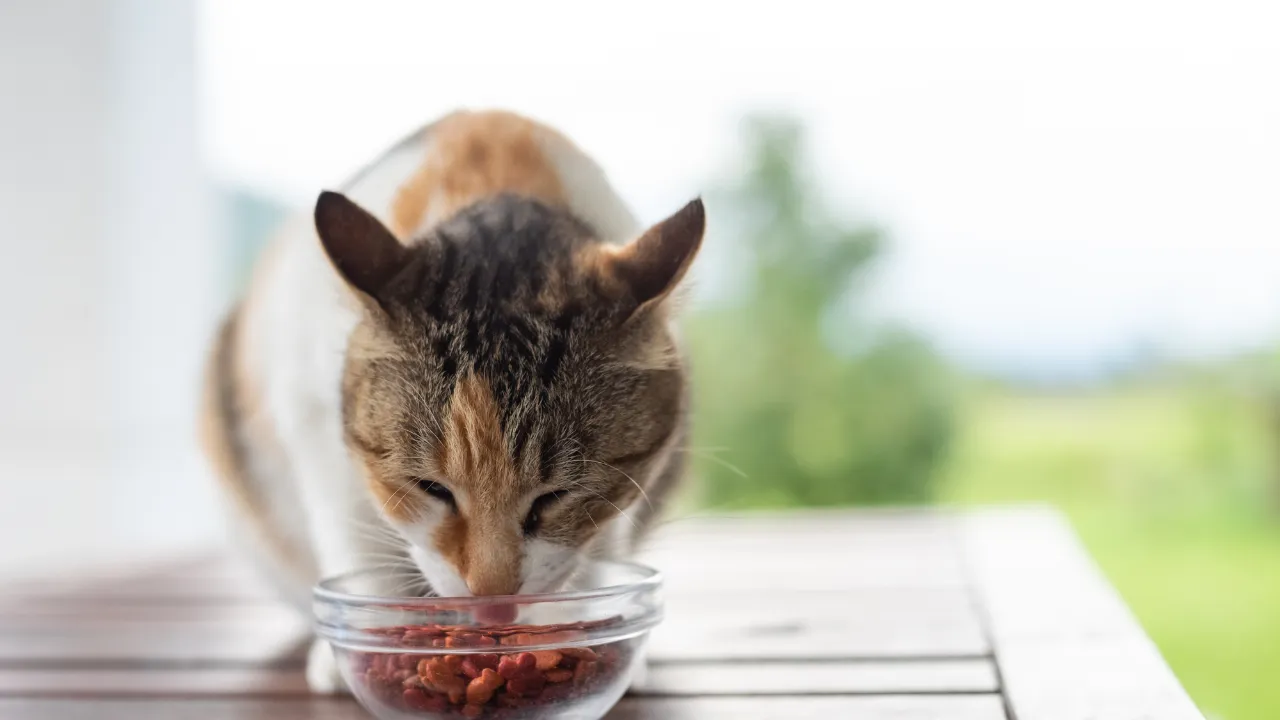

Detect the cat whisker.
xmin=561 ymin=469 xmax=637 ymax=530
xmin=347 ymin=552 xmax=414 ymax=564
xmin=380 ymin=477 xmax=423 ymax=516
xmin=342 ymin=521 xmax=412 ymax=550
xmin=581 ymin=458 xmax=653 ymax=512
xmin=680 ymin=447 xmax=749 ymax=479
xmin=344 ymin=516 xmax=405 ymax=536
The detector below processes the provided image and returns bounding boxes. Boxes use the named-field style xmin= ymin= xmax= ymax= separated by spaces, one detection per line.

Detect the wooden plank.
xmin=0 ymin=587 xmax=985 ymax=664
xmin=0 ymin=629 xmax=309 ymax=665
xmin=0 ymin=601 xmax=292 ymax=624
xmin=0 ymin=697 xmax=366 ymax=719
xmin=0 ymin=668 xmax=310 ymax=696
xmin=0 ymin=509 xmax=1018 ymax=719
xmin=0 ymin=613 xmax=310 ymax=664
xmin=2 ymin=555 xmax=271 ymax=602
xmin=636 ymin=659 xmax=999 ymax=695
xmin=641 ymin=544 xmax=965 ymax=592
xmin=0 ymin=659 xmax=997 ymax=697
xmin=2 ymin=510 xmax=963 ymax=605
xmin=995 ymin=639 xmax=1207 ymax=720
xmin=962 ymin=507 xmax=1204 ymax=720
xmin=649 ymin=589 xmax=989 ymax=660
xmin=3 ymin=511 xmax=960 ymax=602
xmin=641 ymin=511 xmax=965 ymax=590
xmin=0 ymin=576 xmax=304 ymax=665
xmin=610 ymin=695 xmax=1006 ymax=719
xmin=0 ymin=601 xmax=299 ymax=627
xmin=0 ymin=695 xmax=1008 ymax=719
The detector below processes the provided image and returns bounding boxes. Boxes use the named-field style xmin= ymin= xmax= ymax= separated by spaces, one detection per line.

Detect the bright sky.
xmin=199 ymin=0 xmax=1280 ymax=380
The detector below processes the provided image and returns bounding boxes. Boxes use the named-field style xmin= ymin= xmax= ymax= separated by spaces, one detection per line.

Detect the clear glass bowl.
xmin=314 ymin=561 xmax=663 ymax=719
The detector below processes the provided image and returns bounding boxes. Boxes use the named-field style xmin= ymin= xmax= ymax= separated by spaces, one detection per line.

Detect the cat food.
xmin=352 ymin=620 xmax=625 ymax=717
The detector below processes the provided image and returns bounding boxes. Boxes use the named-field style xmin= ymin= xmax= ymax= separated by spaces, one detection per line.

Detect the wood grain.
xmin=0 ymin=659 xmax=997 ymax=697
xmin=648 ymin=589 xmax=988 ymax=660
xmin=609 ymin=695 xmax=1007 ymax=719
xmin=0 ymin=695 xmax=1008 ymax=720
xmin=962 ymin=507 xmax=1204 ymax=720
xmin=0 ymin=507 xmax=1207 ymax=720
xmin=636 ymin=659 xmax=999 ymax=695
xmin=639 ymin=511 xmax=966 ymax=590
xmin=0 ymin=589 xmax=986 ymax=664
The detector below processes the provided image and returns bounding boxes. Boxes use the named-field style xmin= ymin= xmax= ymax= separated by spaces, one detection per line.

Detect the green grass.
xmin=939 ymin=385 xmax=1280 ymax=719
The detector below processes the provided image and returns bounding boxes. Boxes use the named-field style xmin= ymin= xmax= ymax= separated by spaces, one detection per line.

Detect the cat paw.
xmin=627 ymin=647 xmax=651 ymax=692
xmin=629 ymin=661 xmax=651 ymax=691
xmin=306 ymin=638 xmax=349 ymax=694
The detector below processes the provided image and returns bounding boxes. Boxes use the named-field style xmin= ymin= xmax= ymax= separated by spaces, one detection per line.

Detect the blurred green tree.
xmin=687 ymin=115 xmax=955 ymax=507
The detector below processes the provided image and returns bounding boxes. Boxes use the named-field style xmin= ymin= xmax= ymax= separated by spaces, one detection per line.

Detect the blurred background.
xmin=2 ymin=1 xmax=1277 ymax=717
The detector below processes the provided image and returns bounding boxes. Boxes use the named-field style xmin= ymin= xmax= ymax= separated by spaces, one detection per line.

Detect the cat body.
xmin=199 ymin=110 xmax=702 ymax=691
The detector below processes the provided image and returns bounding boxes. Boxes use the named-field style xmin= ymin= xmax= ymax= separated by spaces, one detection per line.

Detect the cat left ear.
xmin=609 ymin=198 xmax=705 ymax=313
xmin=314 ymin=190 xmax=409 ymax=308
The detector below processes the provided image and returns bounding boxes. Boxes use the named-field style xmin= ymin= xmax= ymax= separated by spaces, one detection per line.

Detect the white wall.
xmin=0 ymin=0 xmax=224 ymax=573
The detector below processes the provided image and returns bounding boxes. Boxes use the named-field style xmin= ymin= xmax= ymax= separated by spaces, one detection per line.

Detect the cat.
xmin=198 ymin=110 xmax=702 ymax=692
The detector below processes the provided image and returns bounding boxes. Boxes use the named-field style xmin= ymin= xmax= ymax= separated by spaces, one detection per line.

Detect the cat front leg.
xmin=301 ymin=515 xmax=409 ymax=694
xmin=286 ymin=419 xmax=412 ymax=693
xmin=306 ymin=636 xmax=348 ymax=694
xmin=629 ymin=644 xmax=652 ymax=691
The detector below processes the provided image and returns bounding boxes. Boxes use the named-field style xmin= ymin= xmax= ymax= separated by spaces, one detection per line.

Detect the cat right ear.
xmin=314 ymin=190 xmax=409 ymax=308
xmin=608 ymin=198 xmax=705 ymax=315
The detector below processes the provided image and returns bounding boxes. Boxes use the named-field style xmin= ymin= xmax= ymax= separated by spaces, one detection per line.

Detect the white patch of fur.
xmin=306 ymin=638 xmax=346 ymax=694
xmin=344 ymin=140 xmax=430 ymax=233
xmin=394 ymin=514 xmax=581 ymax=598
xmin=399 ymin=514 xmax=472 ymax=598
xmin=520 ymin=539 xmax=578 ymax=594
xmin=533 ymin=129 xmax=641 ymax=244
xmin=238 ymin=132 xmax=433 ymax=600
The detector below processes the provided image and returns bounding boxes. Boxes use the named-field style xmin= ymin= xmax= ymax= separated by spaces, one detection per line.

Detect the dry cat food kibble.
xmin=353 ymin=620 xmax=626 ymax=717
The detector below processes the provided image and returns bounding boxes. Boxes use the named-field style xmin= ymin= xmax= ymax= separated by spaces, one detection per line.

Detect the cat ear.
xmin=609 ymin=198 xmax=705 ymax=312
xmin=314 ymin=190 xmax=409 ymax=306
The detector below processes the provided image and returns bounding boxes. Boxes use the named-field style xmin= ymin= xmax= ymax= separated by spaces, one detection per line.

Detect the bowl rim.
xmin=313 ymin=559 xmax=663 ymax=608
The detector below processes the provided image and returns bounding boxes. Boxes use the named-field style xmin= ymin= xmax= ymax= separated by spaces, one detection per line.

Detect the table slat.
xmin=0 ymin=659 xmax=997 ymax=697
xmin=636 ymin=659 xmax=999 ymax=695
xmin=649 ymin=589 xmax=988 ymax=660
xmin=0 ymin=590 xmax=986 ymax=664
xmin=962 ymin=508 xmax=1203 ymax=720
xmin=0 ymin=695 xmax=1009 ymax=720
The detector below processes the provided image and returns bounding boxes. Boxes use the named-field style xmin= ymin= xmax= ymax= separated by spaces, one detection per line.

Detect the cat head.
xmin=314 ymin=191 xmax=703 ymax=597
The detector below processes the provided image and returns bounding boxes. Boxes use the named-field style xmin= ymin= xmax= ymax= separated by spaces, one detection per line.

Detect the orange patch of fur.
xmin=572 ymin=245 xmax=622 ymax=295
xmin=433 ymin=513 xmax=471 ymax=580
xmin=437 ymin=375 xmax=516 ymax=488
xmin=391 ymin=111 xmax=567 ymax=239
xmin=435 ymin=374 xmax=524 ymax=595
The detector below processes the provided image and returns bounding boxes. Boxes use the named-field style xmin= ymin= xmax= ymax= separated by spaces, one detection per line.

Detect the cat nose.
xmin=463 ymin=519 xmax=522 ymax=596
xmin=466 ymin=572 xmax=520 ymax=597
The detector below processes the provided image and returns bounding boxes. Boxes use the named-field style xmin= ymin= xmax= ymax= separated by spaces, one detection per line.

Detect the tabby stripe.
xmin=538 ymin=432 xmax=559 ymax=482
xmin=540 ymin=306 xmax=576 ymax=385
xmin=511 ymin=409 xmax=537 ymax=461
xmin=425 ymin=240 xmax=458 ymax=320
xmin=606 ymin=418 xmax=678 ymax=469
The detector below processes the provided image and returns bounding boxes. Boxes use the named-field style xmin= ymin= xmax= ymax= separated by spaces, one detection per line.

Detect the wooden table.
xmin=0 ymin=507 xmax=1204 ymax=719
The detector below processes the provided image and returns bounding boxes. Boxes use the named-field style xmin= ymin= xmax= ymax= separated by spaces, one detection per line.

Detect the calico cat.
xmin=199 ymin=110 xmax=702 ymax=691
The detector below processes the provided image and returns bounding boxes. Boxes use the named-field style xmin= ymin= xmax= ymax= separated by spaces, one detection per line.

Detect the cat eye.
xmin=416 ymin=479 xmax=456 ymax=510
xmin=523 ymin=491 xmax=563 ymax=536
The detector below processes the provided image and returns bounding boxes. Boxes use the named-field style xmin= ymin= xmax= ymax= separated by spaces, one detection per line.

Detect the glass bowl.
xmin=314 ymin=561 xmax=663 ymax=719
